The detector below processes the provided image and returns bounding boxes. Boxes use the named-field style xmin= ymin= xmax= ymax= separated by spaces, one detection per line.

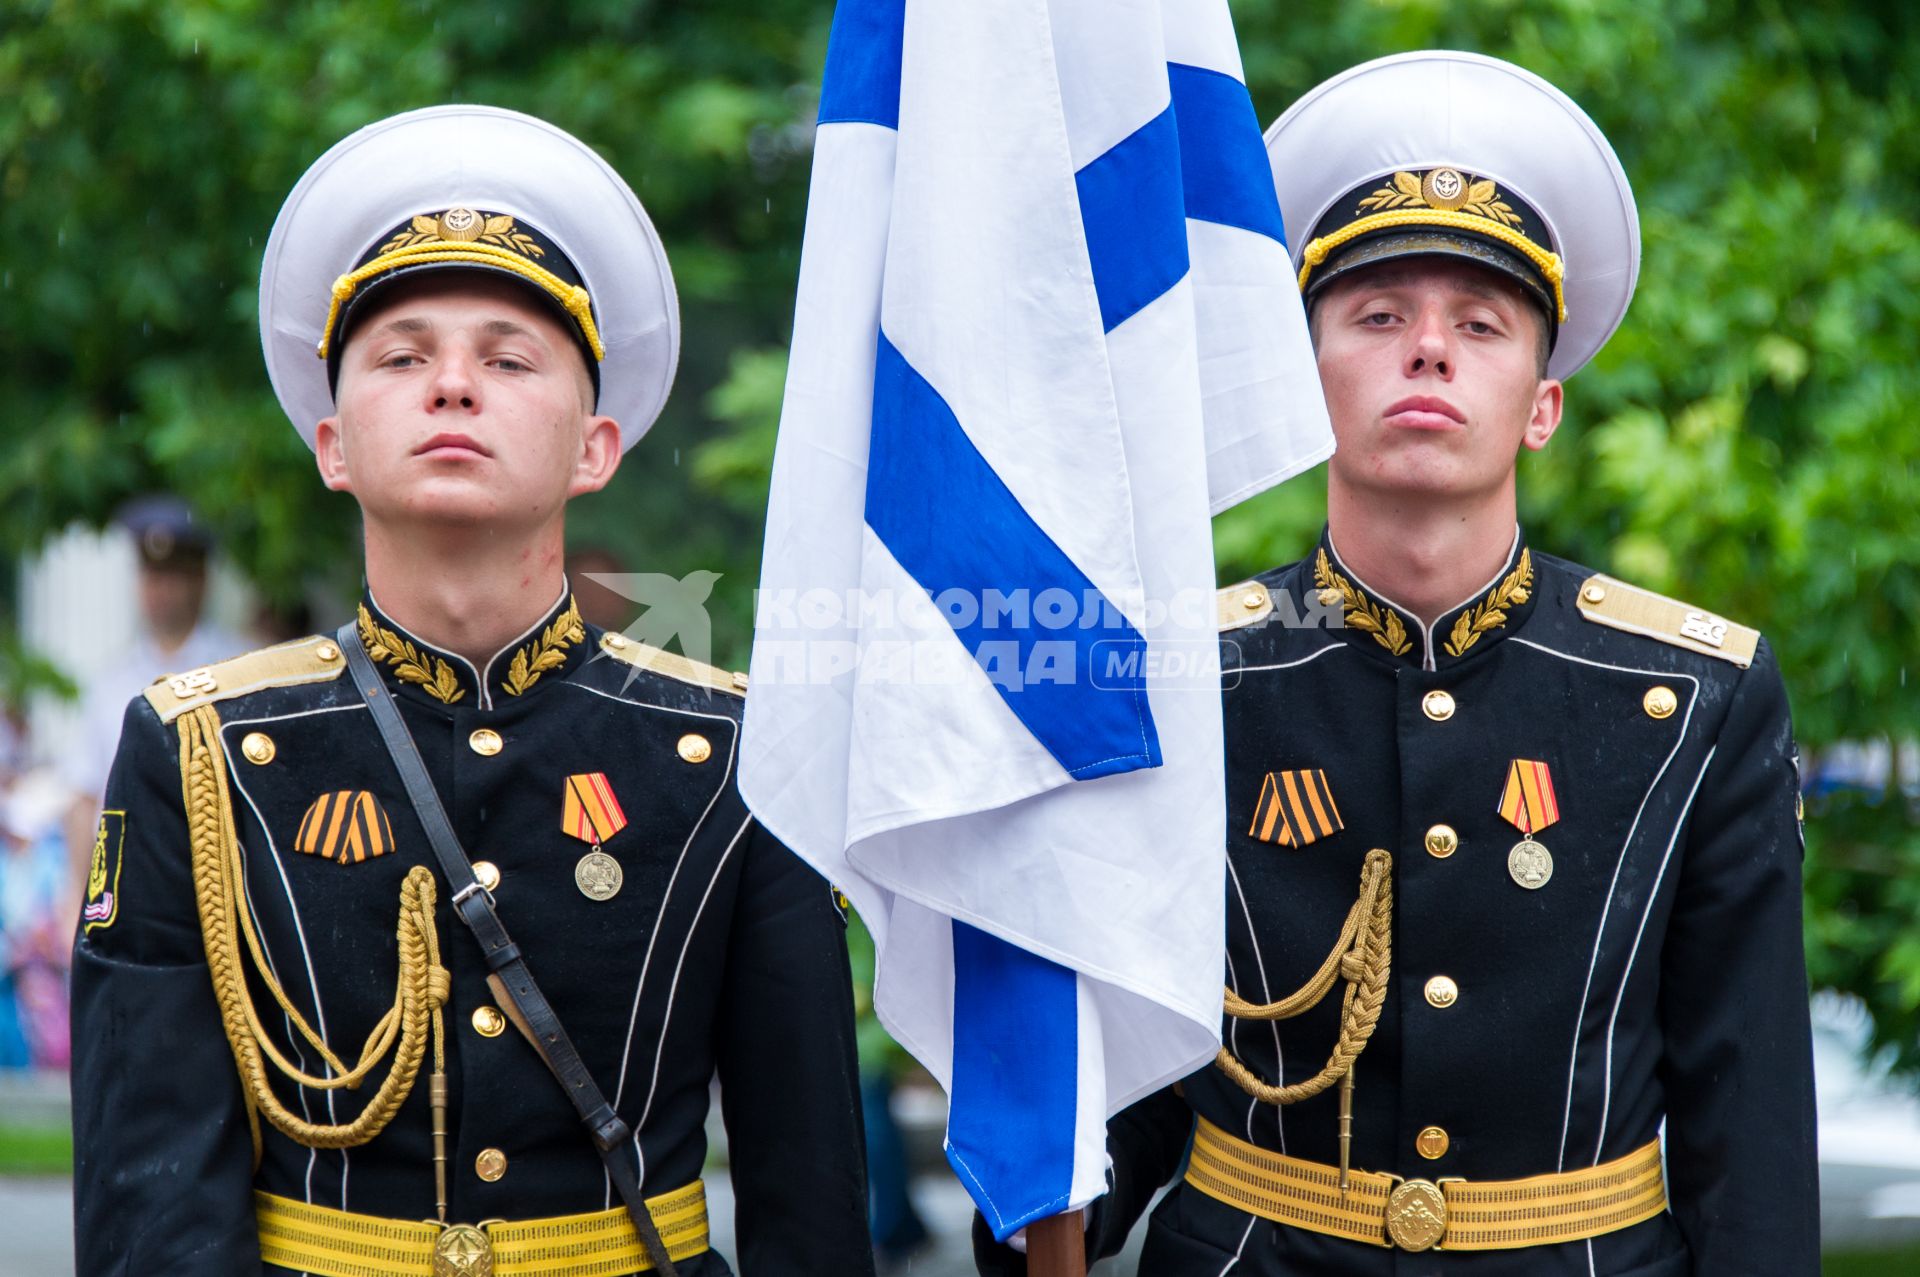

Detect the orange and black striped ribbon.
xmin=294 ymin=791 xmax=396 ymax=864
xmin=1497 ymin=759 xmax=1561 ymax=834
xmin=562 ymin=772 xmax=629 ymax=844
xmin=1249 ymin=770 xmax=1343 ymax=847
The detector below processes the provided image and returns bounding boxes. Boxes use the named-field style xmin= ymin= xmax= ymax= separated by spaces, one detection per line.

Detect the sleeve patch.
xmin=82 ymin=811 xmax=127 ymax=933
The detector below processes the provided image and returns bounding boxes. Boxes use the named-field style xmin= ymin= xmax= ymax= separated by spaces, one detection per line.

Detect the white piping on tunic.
xmin=549 ymin=679 xmax=738 ymax=1204
xmin=1593 ymin=747 xmax=1715 ymax=1163
xmin=1506 ymin=637 xmax=1703 ymax=1171
xmin=634 ymin=814 xmax=754 ymax=1136
xmin=224 ymin=701 xmax=368 ymax=1205
xmin=1227 ymin=641 xmax=1349 ymax=1150
xmin=1225 ymin=861 xmax=1282 ymax=1153
xmin=1217 ymin=1214 xmax=1257 ymax=1275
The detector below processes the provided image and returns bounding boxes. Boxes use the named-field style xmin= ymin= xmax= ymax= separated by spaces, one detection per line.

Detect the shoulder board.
xmin=598 ymin=632 xmax=747 ymax=697
xmin=143 ymin=635 xmax=348 ymax=723
xmin=1575 ymin=575 xmax=1759 ymax=668
xmin=1218 ymin=581 xmax=1274 ymax=632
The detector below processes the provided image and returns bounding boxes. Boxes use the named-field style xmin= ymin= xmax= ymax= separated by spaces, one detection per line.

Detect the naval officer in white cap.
xmin=71 ymin=105 xmax=874 ymax=1277
xmin=976 ymin=49 xmax=1816 ymax=1277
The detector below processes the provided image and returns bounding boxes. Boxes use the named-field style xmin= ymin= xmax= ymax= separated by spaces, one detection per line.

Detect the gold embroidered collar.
xmin=356 ymin=591 xmax=587 ymax=709
xmin=1310 ymin=532 xmax=1535 ymax=670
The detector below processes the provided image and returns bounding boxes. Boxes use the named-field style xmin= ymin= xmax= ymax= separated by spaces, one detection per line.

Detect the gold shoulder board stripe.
xmin=143 ymin=636 xmax=348 ymax=724
xmin=1218 ymin=582 xmax=1274 ymax=632
xmin=598 ymin=634 xmax=746 ymax=697
xmin=1576 ymin=575 xmax=1759 ymax=668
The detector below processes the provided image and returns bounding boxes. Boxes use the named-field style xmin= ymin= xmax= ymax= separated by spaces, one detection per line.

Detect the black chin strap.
xmin=338 ymin=622 xmax=679 ymax=1276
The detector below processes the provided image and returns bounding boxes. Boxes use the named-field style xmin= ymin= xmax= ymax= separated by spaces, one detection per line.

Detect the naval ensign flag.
xmin=741 ymin=0 xmax=1331 ymax=1237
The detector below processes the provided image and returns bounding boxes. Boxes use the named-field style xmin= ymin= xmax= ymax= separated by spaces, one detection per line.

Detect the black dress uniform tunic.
xmin=984 ymin=530 xmax=1817 ymax=1276
xmin=71 ymin=590 xmax=873 ymax=1276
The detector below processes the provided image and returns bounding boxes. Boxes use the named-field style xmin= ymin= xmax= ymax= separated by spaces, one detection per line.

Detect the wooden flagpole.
xmin=1026 ymin=1209 xmax=1086 ymax=1277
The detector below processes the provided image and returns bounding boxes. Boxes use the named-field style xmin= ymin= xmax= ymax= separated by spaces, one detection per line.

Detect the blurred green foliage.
xmin=2 ymin=1 xmax=1916 ymax=1067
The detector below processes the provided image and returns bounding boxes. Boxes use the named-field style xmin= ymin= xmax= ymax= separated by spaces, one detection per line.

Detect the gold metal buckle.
xmin=432 ymin=1222 xmax=493 ymax=1277
xmin=1385 ymin=1178 xmax=1448 ymax=1252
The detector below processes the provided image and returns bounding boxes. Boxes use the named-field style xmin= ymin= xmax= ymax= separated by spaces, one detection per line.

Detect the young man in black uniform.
xmin=71 ymin=105 xmax=873 ymax=1277
xmin=978 ymin=50 xmax=1817 ymax=1277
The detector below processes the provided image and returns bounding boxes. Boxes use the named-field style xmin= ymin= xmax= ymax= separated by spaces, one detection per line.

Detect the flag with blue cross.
xmin=741 ymin=0 xmax=1330 ymax=1239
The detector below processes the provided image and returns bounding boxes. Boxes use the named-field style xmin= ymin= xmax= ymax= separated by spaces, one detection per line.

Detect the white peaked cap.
xmin=1265 ymin=51 xmax=1639 ymax=379
xmin=260 ymin=104 xmax=679 ymax=450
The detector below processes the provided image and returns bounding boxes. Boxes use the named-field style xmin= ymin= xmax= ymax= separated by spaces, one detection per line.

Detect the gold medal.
xmin=1497 ymin=759 xmax=1560 ymax=890
xmin=1507 ymin=838 xmax=1553 ymax=890
xmin=574 ymin=849 xmax=623 ymax=901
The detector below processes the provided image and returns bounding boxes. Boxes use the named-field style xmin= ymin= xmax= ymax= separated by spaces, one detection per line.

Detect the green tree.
xmin=0 ymin=0 xmax=832 ymax=619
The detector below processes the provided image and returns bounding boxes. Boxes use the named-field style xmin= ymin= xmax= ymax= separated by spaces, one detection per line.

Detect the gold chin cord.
xmin=1213 ymin=848 xmax=1392 ymax=1193
xmin=178 ymin=706 xmax=454 ymax=1218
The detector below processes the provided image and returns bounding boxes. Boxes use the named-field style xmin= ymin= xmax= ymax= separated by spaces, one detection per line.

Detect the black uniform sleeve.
xmin=70 ymin=698 xmax=262 ymax=1276
xmin=971 ymin=1084 xmax=1193 ymax=1274
xmin=714 ymin=821 xmax=874 ymax=1275
xmin=1657 ymin=638 xmax=1819 ymax=1272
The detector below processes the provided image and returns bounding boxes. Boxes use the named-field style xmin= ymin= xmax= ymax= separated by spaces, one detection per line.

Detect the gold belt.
xmin=255 ymin=1180 xmax=709 ymax=1277
xmin=1186 ymin=1117 xmax=1666 ymax=1252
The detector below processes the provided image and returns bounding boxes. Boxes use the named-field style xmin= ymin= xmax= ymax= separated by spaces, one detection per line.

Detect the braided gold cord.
xmin=180 ymin=706 xmax=447 ymax=1155
xmin=1214 ymin=849 xmax=1392 ymax=1106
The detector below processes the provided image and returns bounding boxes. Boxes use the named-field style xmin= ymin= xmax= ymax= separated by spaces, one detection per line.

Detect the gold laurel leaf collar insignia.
xmin=355 ymin=593 xmax=592 ymax=708
xmin=357 ymin=603 xmax=466 ymax=705
xmin=1442 ymin=547 xmax=1534 ymax=659
xmin=1309 ymin=532 xmax=1539 ymax=670
xmin=1314 ymin=548 xmax=1412 ymax=658
xmin=501 ymin=597 xmax=586 ymax=697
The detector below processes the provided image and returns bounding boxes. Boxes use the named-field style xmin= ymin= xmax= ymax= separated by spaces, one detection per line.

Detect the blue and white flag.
xmin=740 ymin=0 xmax=1331 ymax=1238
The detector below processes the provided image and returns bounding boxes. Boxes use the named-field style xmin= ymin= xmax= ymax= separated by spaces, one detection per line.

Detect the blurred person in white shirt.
xmin=60 ymin=496 xmax=246 ymax=888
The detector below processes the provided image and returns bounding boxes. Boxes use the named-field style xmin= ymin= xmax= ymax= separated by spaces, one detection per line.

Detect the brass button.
xmin=472 ymin=860 xmax=501 ymax=893
xmin=469 ymin=728 xmax=503 ymax=757
xmin=1643 ymin=686 xmax=1678 ymax=720
xmin=1421 ymin=690 xmax=1456 ymax=722
xmin=603 ymin=632 xmax=629 ymax=650
xmin=471 ymin=1006 xmax=506 ymax=1038
xmin=474 ymin=1148 xmax=507 ymax=1182
xmin=1317 ymin=587 xmax=1342 ymax=607
xmin=1423 ymin=824 xmax=1458 ymax=859
xmin=677 ymin=733 xmax=712 ymax=764
xmin=1415 ymin=1126 xmax=1450 ymax=1159
xmin=1424 ymin=975 xmax=1459 ymax=1009
xmin=240 ymin=732 xmax=276 ymax=765
xmin=1582 ymin=583 xmax=1607 ymax=604
xmin=315 ymin=641 xmax=341 ymax=662
xmin=1241 ymin=590 xmax=1265 ymax=611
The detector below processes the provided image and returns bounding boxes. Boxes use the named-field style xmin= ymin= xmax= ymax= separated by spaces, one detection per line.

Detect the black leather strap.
xmin=338 ymin=623 xmax=679 ymax=1276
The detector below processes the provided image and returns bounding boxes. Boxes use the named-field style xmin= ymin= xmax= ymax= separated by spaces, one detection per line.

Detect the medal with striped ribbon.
xmin=1497 ymin=759 xmax=1559 ymax=889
